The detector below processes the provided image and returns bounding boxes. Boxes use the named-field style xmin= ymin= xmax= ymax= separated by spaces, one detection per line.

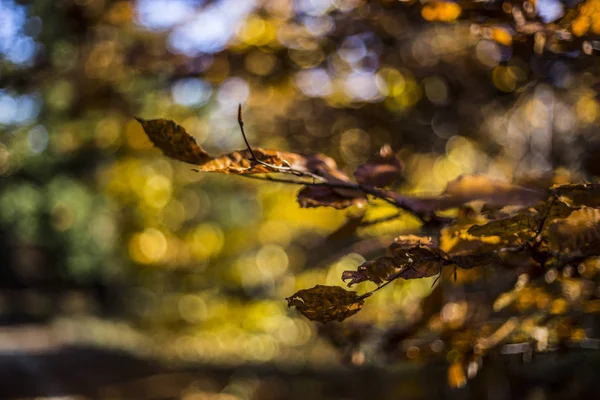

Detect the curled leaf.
xmin=342 ymin=256 xmax=400 ymax=286
xmin=389 ymin=235 xmax=447 ymax=263
xmin=302 ymin=153 xmax=350 ymax=181
xmin=342 ymin=232 xmax=507 ymax=288
xmin=342 ymin=237 xmax=447 ymax=287
xmin=137 ymin=117 xmax=287 ymax=173
xmin=354 ymin=145 xmax=403 ymax=187
xmin=388 ymin=241 xmax=447 ymax=279
xmin=297 ymin=185 xmax=367 ymax=209
xmin=286 ymin=285 xmax=365 ymax=323
xmin=342 ymin=253 xmax=443 ymax=287
xmin=297 ymin=154 xmax=369 ymax=209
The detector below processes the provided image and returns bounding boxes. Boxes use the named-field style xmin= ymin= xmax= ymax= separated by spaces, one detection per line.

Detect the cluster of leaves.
xmin=291 ymin=184 xmax=600 ymax=319
xmin=139 ymin=112 xmax=600 ymax=385
xmin=298 ymin=183 xmax=600 ymax=386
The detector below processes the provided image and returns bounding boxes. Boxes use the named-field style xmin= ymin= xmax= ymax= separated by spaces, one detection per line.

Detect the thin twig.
xmin=237 ymin=104 xmax=256 ymax=160
xmin=241 ymin=174 xmax=427 ymax=221
xmin=237 ymin=104 xmax=327 ymax=182
xmin=431 ymin=272 xmax=442 ymax=288
xmin=240 ymin=174 xmax=355 ymax=188
xmin=360 ymin=185 xmax=418 ymax=211
xmin=359 ymin=277 xmax=397 ymax=300
xmin=360 ymin=212 xmax=403 ymax=227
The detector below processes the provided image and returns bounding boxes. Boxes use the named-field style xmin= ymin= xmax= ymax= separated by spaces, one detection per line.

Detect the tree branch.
xmin=233 ymin=107 xmax=446 ymax=222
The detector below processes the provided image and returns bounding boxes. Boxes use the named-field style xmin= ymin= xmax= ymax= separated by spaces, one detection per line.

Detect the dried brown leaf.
xmin=388 ymin=235 xmax=447 ymax=263
xmin=341 ymin=256 xmax=440 ymax=287
xmin=342 ymin=238 xmax=447 ymax=287
xmin=297 ymin=185 xmax=367 ymax=210
xmin=354 ymin=145 xmax=403 ymax=187
xmin=135 ymin=117 xmax=211 ymax=165
xmin=296 ymin=153 xmax=370 ymax=209
xmin=301 ymin=153 xmax=350 ymax=181
xmin=388 ymin=248 xmax=446 ymax=279
xmin=286 ymin=285 xmax=364 ymax=323
xmin=341 ymin=257 xmax=399 ymax=286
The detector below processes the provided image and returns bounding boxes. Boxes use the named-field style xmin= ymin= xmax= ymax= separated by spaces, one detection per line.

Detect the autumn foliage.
xmin=5 ymin=0 xmax=600 ymax=394
xmin=138 ymin=107 xmax=600 ymax=386
xmin=129 ymin=0 xmax=600 ymax=386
